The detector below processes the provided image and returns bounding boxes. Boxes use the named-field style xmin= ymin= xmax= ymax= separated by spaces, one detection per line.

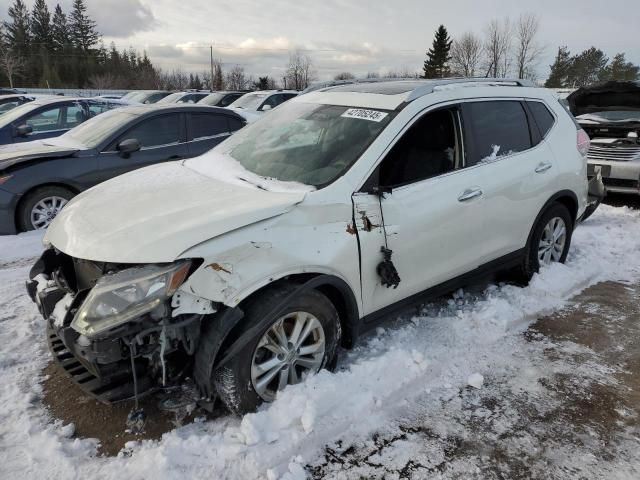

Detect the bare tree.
xmin=483 ymin=18 xmax=512 ymax=78
xmin=365 ymin=71 xmax=380 ymax=79
xmin=383 ymin=66 xmax=418 ymax=79
xmin=334 ymin=71 xmax=355 ymax=80
xmin=286 ymin=50 xmax=316 ymax=90
xmin=450 ymin=32 xmax=483 ymax=77
xmin=0 ymin=49 xmax=25 ymax=88
xmin=89 ymin=72 xmax=120 ymax=89
xmin=514 ymin=13 xmax=543 ymax=80
xmin=226 ymin=65 xmax=250 ymax=90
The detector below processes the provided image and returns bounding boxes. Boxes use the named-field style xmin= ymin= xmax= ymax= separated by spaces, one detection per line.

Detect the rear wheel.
xmin=209 ymin=285 xmax=341 ymax=414
xmin=516 ymin=202 xmax=573 ymax=281
xmin=17 ymin=186 xmax=74 ymax=232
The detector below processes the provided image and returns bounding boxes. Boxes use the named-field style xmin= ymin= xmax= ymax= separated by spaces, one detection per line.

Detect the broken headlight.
xmin=71 ymin=261 xmax=191 ymax=339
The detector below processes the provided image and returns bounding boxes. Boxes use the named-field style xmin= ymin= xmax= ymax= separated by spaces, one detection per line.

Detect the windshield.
xmin=61 ymin=109 xmax=138 ymax=148
xmin=0 ymin=101 xmax=43 ymax=127
xmin=156 ymin=92 xmax=183 ymax=104
xmin=199 ymin=93 xmax=224 ymax=106
xmin=577 ymin=110 xmax=640 ymax=122
xmin=230 ymin=93 xmax=268 ymax=110
xmin=214 ymin=101 xmax=395 ymax=187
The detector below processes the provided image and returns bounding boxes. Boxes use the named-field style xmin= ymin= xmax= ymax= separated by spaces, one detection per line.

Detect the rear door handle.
xmin=458 ymin=187 xmax=483 ymax=202
xmin=535 ymin=162 xmax=552 ymax=173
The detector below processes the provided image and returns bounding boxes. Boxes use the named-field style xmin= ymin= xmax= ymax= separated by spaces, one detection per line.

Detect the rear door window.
xmin=462 ymin=101 xmax=532 ymax=166
xmin=527 ymin=101 xmax=556 ymax=138
xmin=190 ymin=113 xmax=229 ymax=140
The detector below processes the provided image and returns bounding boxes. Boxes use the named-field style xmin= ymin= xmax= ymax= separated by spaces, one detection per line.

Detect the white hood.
xmin=45 ymin=161 xmax=307 ymax=263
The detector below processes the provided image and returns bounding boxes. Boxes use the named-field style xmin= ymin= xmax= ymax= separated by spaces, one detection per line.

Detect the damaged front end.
xmin=26 ymin=248 xmax=212 ymax=404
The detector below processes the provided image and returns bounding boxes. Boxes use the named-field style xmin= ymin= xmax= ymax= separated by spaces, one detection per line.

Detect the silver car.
xmin=570 ymin=81 xmax=640 ymax=195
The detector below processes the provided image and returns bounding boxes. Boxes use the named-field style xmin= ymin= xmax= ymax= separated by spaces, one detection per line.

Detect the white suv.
xmin=28 ymin=79 xmax=590 ymax=414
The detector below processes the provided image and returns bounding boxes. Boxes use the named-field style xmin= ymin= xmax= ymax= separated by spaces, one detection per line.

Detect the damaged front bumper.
xmin=26 ymin=248 xmax=209 ymax=404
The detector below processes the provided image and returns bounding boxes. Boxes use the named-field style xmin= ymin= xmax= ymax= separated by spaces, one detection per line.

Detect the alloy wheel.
xmin=538 ymin=216 xmax=566 ymax=265
xmin=250 ymin=311 xmax=326 ymax=401
xmin=30 ymin=196 xmax=68 ymax=230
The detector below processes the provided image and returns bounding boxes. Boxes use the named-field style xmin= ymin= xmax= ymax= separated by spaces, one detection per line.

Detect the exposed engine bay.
xmin=26 ymin=248 xmax=211 ymax=404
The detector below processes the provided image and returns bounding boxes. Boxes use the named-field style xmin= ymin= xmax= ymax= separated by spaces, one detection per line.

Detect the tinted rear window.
xmin=464 ymin=101 xmax=532 ymax=166
xmin=190 ymin=113 xmax=228 ymax=139
xmin=527 ymin=101 xmax=555 ymax=138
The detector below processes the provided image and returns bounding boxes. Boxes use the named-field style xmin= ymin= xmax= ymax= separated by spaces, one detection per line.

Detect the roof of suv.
xmin=300 ymin=78 xmax=539 ymax=110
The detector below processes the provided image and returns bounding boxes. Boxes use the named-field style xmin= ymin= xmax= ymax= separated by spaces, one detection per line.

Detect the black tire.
xmin=516 ymin=202 xmax=574 ymax=282
xmin=207 ymin=284 xmax=341 ymax=415
xmin=17 ymin=185 xmax=75 ymax=232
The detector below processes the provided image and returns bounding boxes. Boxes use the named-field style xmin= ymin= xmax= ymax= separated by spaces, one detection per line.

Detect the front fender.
xmin=177 ymin=202 xmax=363 ymax=314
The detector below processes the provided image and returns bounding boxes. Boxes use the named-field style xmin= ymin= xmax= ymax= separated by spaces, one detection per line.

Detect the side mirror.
xmin=261 ymin=104 xmax=272 ymax=111
xmin=117 ymin=138 xmax=141 ymax=157
xmin=15 ymin=124 xmax=33 ymax=137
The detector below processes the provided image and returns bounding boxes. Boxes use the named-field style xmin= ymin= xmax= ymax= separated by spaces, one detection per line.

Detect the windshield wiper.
xmin=237 ymin=176 xmax=268 ymax=191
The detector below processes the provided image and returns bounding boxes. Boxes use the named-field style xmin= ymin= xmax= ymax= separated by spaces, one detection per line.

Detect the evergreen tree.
xmin=423 ymin=25 xmax=452 ymax=78
xmin=544 ymin=46 xmax=572 ymax=88
xmin=601 ymin=53 xmax=640 ymax=82
xmin=30 ymin=0 xmax=51 ymax=49
xmin=51 ymin=4 xmax=69 ymax=52
xmin=567 ymin=47 xmax=608 ymax=87
xmin=69 ymin=0 xmax=99 ymax=51
xmin=4 ymin=0 xmax=31 ymax=56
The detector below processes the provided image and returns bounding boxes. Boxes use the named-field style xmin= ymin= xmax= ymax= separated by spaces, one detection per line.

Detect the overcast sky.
xmin=3 ymin=0 xmax=639 ymax=82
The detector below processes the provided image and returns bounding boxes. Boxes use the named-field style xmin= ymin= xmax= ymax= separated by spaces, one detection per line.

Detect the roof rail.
xmin=406 ymin=77 xmax=536 ymax=101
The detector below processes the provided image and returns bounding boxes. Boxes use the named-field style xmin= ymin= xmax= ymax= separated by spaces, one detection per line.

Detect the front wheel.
xmin=210 ymin=285 xmax=341 ymax=414
xmin=17 ymin=186 xmax=74 ymax=232
xmin=516 ymin=202 xmax=574 ymax=281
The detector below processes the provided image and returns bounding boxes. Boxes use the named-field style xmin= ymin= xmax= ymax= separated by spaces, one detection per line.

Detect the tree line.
xmin=418 ymin=15 xmax=640 ymax=87
xmin=0 ymin=0 xmax=160 ymax=89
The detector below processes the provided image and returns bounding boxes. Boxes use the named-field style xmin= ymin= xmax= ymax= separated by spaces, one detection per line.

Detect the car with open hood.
xmin=28 ymin=78 xmax=592 ymax=416
xmin=569 ymin=81 xmax=640 ymax=196
xmin=0 ymin=104 xmax=246 ymax=234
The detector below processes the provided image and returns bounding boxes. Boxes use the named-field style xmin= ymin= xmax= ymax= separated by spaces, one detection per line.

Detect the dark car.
xmin=158 ymin=91 xmax=211 ymax=104
xmin=0 ymin=104 xmax=246 ymax=233
xmin=0 ymin=94 xmax=37 ymax=115
xmin=198 ymin=91 xmax=247 ymax=107
xmin=0 ymin=88 xmax=24 ymax=95
xmin=121 ymin=90 xmax=171 ymax=104
xmin=0 ymin=97 xmax=125 ymax=145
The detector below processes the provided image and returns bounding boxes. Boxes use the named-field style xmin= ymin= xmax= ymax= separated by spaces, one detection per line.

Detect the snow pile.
xmin=0 ymin=205 xmax=639 ymax=479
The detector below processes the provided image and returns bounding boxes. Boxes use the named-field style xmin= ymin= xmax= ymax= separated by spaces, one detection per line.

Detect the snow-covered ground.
xmin=1 ymin=205 xmax=639 ymax=479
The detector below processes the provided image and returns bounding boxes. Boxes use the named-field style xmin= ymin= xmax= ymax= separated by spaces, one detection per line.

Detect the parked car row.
xmin=24 ymin=78 xmax=604 ymax=416
xmin=0 ymin=104 xmax=246 ymax=233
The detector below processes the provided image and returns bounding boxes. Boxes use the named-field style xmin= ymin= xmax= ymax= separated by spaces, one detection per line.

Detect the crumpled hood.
xmin=0 ymin=139 xmax=80 ymax=171
xmin=568 ymin=81 xmax=640 ymax=116
xmin=44 ymin=161 xmax=307 ymax=263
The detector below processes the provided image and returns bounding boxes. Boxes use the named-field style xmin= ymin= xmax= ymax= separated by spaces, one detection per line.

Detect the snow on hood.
xmin=44 ymin=160 xmax=308 ymax=263
xmin=568 ymin=81 xmax=640 ymax=116
xmin=0 ymin=139 xmax=81 ymax=171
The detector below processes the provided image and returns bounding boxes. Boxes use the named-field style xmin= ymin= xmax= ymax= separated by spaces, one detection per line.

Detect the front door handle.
xmin=169 ymin=155 xmax=182 ymax=160
xmin=458 ymin=187 xmax=483 ymax=202
xmin=535 ymin=162 xmax=552 ymax=173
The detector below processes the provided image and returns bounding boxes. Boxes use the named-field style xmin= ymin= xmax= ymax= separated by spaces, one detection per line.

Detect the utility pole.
xmin=210 ymin=45 xmax=215 ymax=91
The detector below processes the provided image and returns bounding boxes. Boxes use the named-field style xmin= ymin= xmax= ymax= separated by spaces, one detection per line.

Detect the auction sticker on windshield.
xmin=341 ymin=108 xmax=388 ymax=122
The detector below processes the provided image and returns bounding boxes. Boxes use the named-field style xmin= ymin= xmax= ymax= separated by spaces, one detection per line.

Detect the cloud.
xmin=86 ymin=0 xmax=158 ymax=38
